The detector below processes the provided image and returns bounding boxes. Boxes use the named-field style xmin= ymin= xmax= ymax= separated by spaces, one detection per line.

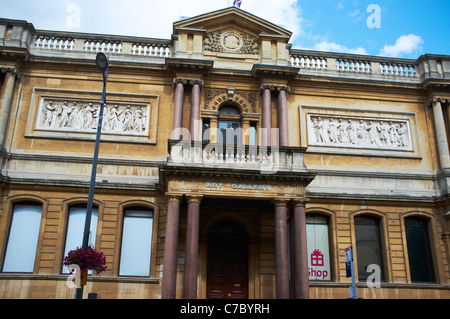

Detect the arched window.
xmin=306 ymin=214 xmax=331 ymax=281
xmin=62 ymin=204 xmax=98 ymax=273
xmin=405 ymin=216 xmax=435 ymax=283
xmin=218 ymin=105 xmax=241 ymax=145
xmin=119 ymin=206 xmax=154 ymax=276
xmin=354 ymin=215 xmax=384 ymax=282
xmin=2 ymin=201 xmax=43 ymax=273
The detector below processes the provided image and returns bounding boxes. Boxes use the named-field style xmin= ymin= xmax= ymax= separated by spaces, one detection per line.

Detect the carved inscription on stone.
xmin=204 ymin=31 xmax=259 ymax=55
xmin=35 ymin=98 xmax=149 ymax=136
xmin=307 ymin=114 xmax=412 ymax=151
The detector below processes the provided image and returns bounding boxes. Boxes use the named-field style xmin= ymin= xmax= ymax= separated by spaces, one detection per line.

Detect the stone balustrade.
xmin=289 ymin=49 xmax=420 ymax=82
xmin=31 ymin=29 xmax=173 ymax=58
xmin=167 ymin=140 xmax=308 ymax=173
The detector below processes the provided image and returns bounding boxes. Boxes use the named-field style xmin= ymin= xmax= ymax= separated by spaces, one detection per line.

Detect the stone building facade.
xmin=0 ymin=7 xmax=449 ymax=299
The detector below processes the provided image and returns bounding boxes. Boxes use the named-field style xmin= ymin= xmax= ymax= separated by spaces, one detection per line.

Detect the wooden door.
xmin=206 ymin=220 xmax=248 ymax=299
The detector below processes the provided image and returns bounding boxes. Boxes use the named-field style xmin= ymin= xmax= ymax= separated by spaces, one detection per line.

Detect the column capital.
xmin=428 ymin=97 xmax=448 ymax=106
xmin=291 ymin=197 xmax=309 ymax=207
xmin=272 ymin=198 xmax=289 ymax=207
xmin=1 ymin=67 xmax=22 ymax=79
xmin=166 ymin=194 xmax=183 ymax=202
xmin=173 ymin=78 xmax=204 ymax=88
xmin=186 ymin=194 xmax=203 ymax=203
xmin=259 ymin=84 xmax=291 ymax=93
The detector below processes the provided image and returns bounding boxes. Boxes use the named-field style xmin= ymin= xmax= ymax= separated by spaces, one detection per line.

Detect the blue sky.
xmin=1 ymin=0 xmax=449 ymax=59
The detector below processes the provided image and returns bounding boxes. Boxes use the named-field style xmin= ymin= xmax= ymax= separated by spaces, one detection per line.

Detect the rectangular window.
xmin=249 ymin=122 xmax=257 ymax=146
xmin=306 ymin=214 xmax=331 ymax=281
xmin=119 ymin=207 xmax=154 ymax=276
xmin=62 ymin=205 xmax=98 ymax=273
xmin=354 ymin=216 xmax=384 ymax=282
xmin=2 ymin=203 xmax=43 ymax=273
xmin=405 ymin=217 xmax=435 ymax=283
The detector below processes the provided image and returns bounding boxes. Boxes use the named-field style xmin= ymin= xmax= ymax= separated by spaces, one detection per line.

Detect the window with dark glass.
xmin=405 ymin=217 xmax=435 ymax=283
xmin=202 ymin=119 xmax=210 ymax=143
xmin=2 ymin=202 xmax=43 ymax=273
xmin=354 ymin=216 xmax=384 ymax=282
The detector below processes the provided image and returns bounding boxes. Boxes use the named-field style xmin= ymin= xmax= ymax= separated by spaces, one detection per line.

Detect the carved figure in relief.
xmin=367 ymin=121 xmax=380 ymax=145
xmin=43 ymin=101 xmax=57 ymax=127
xmin=397 ymin=123 xmax=407 ymax=147
xmin=337 ymin=119 xmax=348 ymax=144
xmin=347 ymin=119 xmax=357 ymax=144
xmin=108 ymin=105 xmax=123 ymax=131
xmin=84 ymin=103 xmax=97 ymax=129
xmin=134 ymin=107 xmax=144 ymax=132
xmin=313 ymin=117 xmax=326 ymax=142
xmin=57 ymin=102 xmax=73 ymax=128
xmin=123 ymin=105 xmax=133 ymax=131
xmin=357 ymin=119 xmax=367 ymax=142
xmin=377 ymin=121 xmax=389 ymax=145
xmin=328 ymin=118 xmax=337 ymax=143
xmin=388 ymin=122 xmax=398 ymax=145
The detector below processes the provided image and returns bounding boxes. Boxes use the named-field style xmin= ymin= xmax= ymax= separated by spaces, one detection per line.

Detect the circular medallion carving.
xmin=220 ymin=32 xmax=243 ymax=53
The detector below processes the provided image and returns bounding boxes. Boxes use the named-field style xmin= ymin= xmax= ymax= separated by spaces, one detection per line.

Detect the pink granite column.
xmin=161 ymin=196 xmax=181 ymax=299
xmin=171 ymin=79 xmax=185 ymax=140
xmin=292 ymin=199 xmax=310 ymax=299
xmin=274 ymin=199 xmax=290 ymax=299
xmin=183 ymin=195 xmax=202 ymax=299
xmin=277 ymin=87 xmax=289 ymax=146
xmin=189 ymin=81 xmax=201 ymax=141
xmin=262 ymin=87 xmax=272 ymax=146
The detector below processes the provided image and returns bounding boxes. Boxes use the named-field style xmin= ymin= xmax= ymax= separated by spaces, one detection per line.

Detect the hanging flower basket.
xmin=63 ymin=246 xmax=107 ymax=285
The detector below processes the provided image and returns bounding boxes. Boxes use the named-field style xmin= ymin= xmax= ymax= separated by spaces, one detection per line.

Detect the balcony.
xmin=165 ymin=139 xmax=310 ymax=176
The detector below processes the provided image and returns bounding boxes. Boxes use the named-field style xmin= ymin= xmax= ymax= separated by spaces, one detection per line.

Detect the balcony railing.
xmin=167 ymin=140 xmax=308 ymax=174
xmin=31 ymin=30 xmax=172 ymax=59
xmin=289 ymin=50 xmax=419 ymax=82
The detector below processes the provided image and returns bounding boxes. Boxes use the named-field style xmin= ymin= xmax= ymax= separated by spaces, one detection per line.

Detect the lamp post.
xmin=75 ymin=52 xmax=109 ymax=299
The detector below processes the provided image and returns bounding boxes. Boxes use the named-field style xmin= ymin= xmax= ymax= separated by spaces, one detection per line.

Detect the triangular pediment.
xmin=173 ymin=7 xmax=292 ymax=40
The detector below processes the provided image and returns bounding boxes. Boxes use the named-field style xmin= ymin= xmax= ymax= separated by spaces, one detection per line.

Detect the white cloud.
xmin=314 ymin=41 xmax=368 ymax=55
xmin=13 ymin=0 xmax=303 ymax=41
xmin=379 ymin=34 xmax=424 ymax=58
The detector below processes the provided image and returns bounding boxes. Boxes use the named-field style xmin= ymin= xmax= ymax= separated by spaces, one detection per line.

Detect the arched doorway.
xmin=206 ymin=219 xmax=248 ymax=299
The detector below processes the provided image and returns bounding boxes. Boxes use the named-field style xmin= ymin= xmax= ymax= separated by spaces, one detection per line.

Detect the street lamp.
xmin=75 ymin=52 xmax=109 ymax=299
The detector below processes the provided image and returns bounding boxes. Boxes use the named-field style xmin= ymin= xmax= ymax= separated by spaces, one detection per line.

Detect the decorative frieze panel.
xmin=300 ymin=105 xmax=421 ymax=158
xmin=35 ymin=99 xmax=149 ymax=136
xmin=26 ymin=88 xmax=159 ymax=144
xmin=307 ymin=114 xmax=412 ymax=151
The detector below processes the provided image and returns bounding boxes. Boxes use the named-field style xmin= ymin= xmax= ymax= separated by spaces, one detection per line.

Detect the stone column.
xmin=292 ymin=199 xmax=309 ymax=299
xmin=161 ymin=196 xmax=181 ymax=299
xmin=262 ymin=87 xmax=272 ymax=146
xmin=190 ymin=81 xmax=201 ymax=141
xmin=171 ymin=79 xmax=185 ymax=140
xmin=277 ymin=87 xmax=289 ymax=146
xmin=432 ymin=98 xmax=450 ymax=169
xmin=0 ymin=68 xmax=18 ymax=147
xmin=183 ymin=195 xmax=202 ymax=299
xmin=274 ymin=199 xmax=290 ymax=299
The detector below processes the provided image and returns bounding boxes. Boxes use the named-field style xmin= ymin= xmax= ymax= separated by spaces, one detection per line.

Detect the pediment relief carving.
xmin=204 ymin=30 xmax=259 ymax=55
